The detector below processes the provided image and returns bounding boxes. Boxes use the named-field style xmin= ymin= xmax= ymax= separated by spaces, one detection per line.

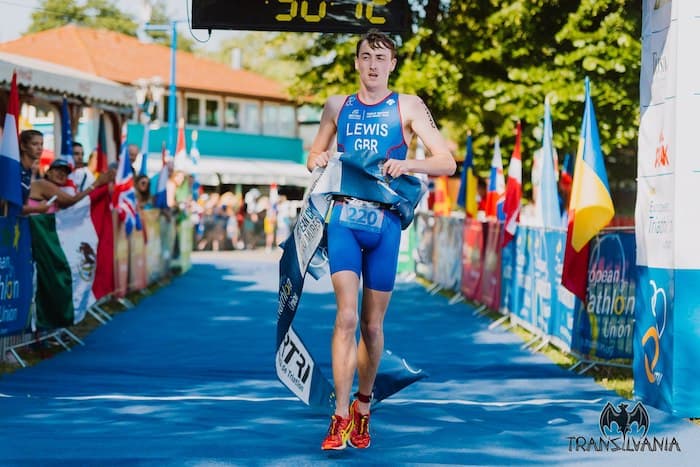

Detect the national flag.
xmin=456 ymin=131 xmax=478 ymax=217
xmin=95 ymin=114 xmax=108 ymax=173
xmin=562 ymin=78 xmax=615 ymax=300
xmin=113 ymin=142 xmax=142 ymax=235
xmin=173 ymin=117 xmax=188 ymax=171
xmin=560 ymin=152 xmax=573 ymax=187
xmin=0 ymin=70 xmax=22 ymax=207
xmin=484 ymin=136 xmax=506 ymax=220
xmin=189 ymin=130 xmax=201 ymax=201
xmin=138 ymin=122 xmax=150 ymax=176
xmin=539 ymin=97 xmax=563 ymax=228
xmin=58 ymin=97 xmax=73 ymax=165
xmin=29 ymin=185 xmax=114 ymax=327
xmin=153 ymin=142 xmax=169 ymax=209
xmin=269 ymin=182 xmax=279 ymax=216
xmin=503 ymin=121 xmax=522 ymax=246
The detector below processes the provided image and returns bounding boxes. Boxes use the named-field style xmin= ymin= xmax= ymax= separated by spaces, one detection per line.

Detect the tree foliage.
xmin=285 ymin=0 xmax=642 ymax=194
xmin=27 ymin=0 xmax=138 ymax=36
xmin=27 ymin=0 xmax=195 ymax=52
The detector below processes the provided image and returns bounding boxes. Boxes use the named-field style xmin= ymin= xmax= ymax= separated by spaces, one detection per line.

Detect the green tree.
xmin=144 ymin=0 xmax=196 ymax=53
xmin=208 ymin=31 xmax=314 ymax=87
xmin=284 ymin=0 xmax=642 ymax=199
xmin=27 ymin=0 xmax=138 ymax=36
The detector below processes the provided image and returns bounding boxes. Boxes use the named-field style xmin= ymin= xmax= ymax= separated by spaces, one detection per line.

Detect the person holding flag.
xmin=307 ymin=29 xmax=456 ymax=450
xmin=113 ymin=139 xmax=142 ymax=235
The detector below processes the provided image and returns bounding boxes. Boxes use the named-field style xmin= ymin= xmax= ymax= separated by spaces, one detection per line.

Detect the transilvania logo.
xmin=654 ymin=131 xmax=669 ymax=168
xmin=567 ymin=401 xmax=681 ymax=452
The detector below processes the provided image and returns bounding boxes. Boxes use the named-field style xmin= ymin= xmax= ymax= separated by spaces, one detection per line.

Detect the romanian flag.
xmin=562 ymin=78 xmax=615 ymax=300
xmin=456 ymin=131 xmax=478 ymax=217
xmin=503 ymin=121 xmax=522 ymax=246
xmin=484 ymin=136 xmax=506 ymax=220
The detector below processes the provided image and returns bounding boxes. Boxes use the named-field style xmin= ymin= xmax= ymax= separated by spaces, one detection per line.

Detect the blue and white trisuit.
xmin=328 ymin=92 xmax=407 ymax=292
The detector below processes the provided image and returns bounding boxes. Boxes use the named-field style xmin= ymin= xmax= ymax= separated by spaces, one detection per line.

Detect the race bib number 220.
xmin=339 ymin=203 xmax=384 ymax=233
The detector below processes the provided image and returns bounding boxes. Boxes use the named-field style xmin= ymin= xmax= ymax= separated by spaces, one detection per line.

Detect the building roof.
xmin=0 ymin=25 xmax=290 ymax=102
xmin=0 ymin=51 xmax=134 ymax=107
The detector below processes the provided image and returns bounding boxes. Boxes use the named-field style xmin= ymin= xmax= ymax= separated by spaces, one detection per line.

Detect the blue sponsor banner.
xmin=501 ymin=226 xmax=579 ymax=348
xmin=670 ymin=269 xmax=700 ymax=416
xmin=499 ymin=231 xmax=518 ymax=315
xmin=634 ymin=266 xmax=673 ymax=414
xmin=513 ymin=227 xmax=535 ymax=327
xmin=0 ymin=215 xmax=32 ymax=336
xmin=572 ymin=231 xmax=636 ymax=360
xmin=547 ymin=230 xmax=578 ymax=350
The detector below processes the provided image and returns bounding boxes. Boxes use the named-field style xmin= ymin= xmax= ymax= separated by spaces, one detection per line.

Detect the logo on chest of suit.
xmin=348 ymin=109 xmax=363 ymax=120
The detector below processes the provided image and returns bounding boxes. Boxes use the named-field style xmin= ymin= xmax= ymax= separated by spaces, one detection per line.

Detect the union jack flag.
xmin=113 ymin=144 xmax=142 ymax=235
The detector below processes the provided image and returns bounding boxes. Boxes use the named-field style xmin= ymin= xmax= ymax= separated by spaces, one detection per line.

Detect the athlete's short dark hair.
xmin=356 ymin=29 xmax=397 ymax=59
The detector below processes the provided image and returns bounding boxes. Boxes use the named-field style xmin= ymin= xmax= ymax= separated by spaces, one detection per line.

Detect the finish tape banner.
xmin=277 ymin=151 xmax=427 ymax=411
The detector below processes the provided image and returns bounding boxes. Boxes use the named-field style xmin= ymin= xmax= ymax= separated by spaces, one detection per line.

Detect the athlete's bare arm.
xmin=382 ymin=94 xmax=456 ymax=178
xmin=307 ymin=95 xmax=346 ymax=171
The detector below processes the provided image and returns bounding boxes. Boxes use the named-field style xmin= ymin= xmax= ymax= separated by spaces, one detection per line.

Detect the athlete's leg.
xmin=327 ymin=203 xmax=363 ymax=417
xmin=356 ymin=287 xmax=391 ymax=413
xmin=356 ymin=210 xmax=401 ymax=413
xmin=330 ymin=271 xmax=361 ymax=417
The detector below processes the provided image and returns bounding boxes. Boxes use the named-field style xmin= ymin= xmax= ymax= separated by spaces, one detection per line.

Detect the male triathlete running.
xmin=307 ymin=29 xmax=456 ymax=450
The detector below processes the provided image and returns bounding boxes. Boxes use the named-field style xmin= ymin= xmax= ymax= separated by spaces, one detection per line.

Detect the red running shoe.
xmin=348 ymin=400 xmax=371 ymax=448
xmin=321 ymin=414 xmax=353 ymax=450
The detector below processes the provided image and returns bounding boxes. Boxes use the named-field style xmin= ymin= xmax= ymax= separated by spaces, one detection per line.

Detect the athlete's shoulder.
xmin=397 ymin=93 xmax=423 ymax=108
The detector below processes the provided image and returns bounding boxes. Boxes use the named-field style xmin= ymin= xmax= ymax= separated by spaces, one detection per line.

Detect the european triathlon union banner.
xmin=512 ymin=227 xmax=536 ymax=330
xmin=571 ymin=231 xmax=636 ymax=360
xmin=277 ymin=151 xmax=427 ymax=411
xmin=0 ymin=215 xmax=32 ymax=336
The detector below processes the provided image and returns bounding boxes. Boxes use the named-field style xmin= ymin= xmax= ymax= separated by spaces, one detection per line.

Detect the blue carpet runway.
xmin=0 ymin=252 xmax=698 ymax=465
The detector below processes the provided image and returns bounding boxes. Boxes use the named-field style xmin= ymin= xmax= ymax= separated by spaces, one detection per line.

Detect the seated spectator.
xmin=28 ymin=159 xmax=113 ymax=212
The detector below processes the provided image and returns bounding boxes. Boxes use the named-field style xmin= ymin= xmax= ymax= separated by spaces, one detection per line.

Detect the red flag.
xmin=503 ymin=122 xmax=522 ymax=246
xmin=89 ymin=184 xmax=114 ymax=298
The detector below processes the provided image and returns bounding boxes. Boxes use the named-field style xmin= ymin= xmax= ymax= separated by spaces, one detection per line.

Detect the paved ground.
xmin=0 ymin=251 xmax=697 ymax=465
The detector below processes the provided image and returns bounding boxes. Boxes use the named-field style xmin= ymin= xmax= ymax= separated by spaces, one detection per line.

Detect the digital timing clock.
xmin=192 ymin=0 xmax=411 ymax=33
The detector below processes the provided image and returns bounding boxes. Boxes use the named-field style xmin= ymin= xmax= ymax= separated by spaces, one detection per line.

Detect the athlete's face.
xmin=355 ymin=41 xmax=396 ymax=89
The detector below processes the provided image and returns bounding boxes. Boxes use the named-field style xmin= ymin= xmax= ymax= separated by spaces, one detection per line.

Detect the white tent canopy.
xmin=145 ymin=155 xmax=311 ymax=187
xmin=0 ymin=51 xmax=134 ymax=106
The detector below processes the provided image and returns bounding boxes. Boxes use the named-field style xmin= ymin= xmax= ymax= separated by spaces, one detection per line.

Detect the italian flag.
xmin=29 ymin=185 xmax=114 ymax=328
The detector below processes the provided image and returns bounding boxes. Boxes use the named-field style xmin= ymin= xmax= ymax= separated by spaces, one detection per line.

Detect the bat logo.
xmin=599 ymin=402 xmax=650 ymax=441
